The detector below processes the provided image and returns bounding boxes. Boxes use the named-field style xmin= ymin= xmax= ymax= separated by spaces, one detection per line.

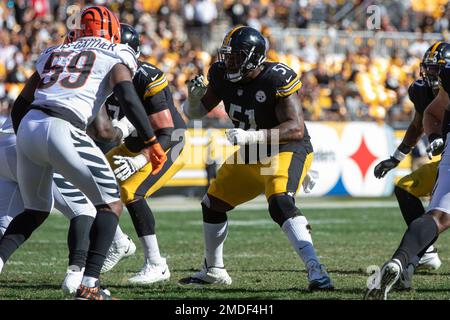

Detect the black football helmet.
xmin=421 ymin=41 xmax=450 ymax=92
xmin=218 ymin=26 xmax=267 ymax=82
xmin=120 ymin=23 xmax=140 ymax=58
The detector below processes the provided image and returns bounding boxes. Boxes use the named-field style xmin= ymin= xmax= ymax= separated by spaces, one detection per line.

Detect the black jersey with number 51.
xmin=208 ymin=61 xmax=312 ymax=153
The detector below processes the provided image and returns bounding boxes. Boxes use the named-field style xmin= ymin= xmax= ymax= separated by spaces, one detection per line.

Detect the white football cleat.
xmin=128 ymin=258 xmax=170 ymax=284
xmin=179 ymin=260 xmax=232 ymax=285
xmin=101 ymin=235 xmax=136 ymax=273
xmin=364 ymin=259 xmax=402 ymax=300
xmin=307 ymin=261 xmax=334 ymax=291
xmin=417 ymin=247 xmax=442 ymax=271
xmin=61 ymin=266 xmax=84 ymax=295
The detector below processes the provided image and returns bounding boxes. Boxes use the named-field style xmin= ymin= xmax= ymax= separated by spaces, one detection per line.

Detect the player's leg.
xmin=0 ymin=112 xmax=54 ymax=273
xmin=52 ymin=173 xmax=97 ymax=294
xmin=394 ymin=161 xmax=441 ymax=273
xmin=105 ymin=140 xmax=187 ymax=282
xmin=180 ymin=151 xmax=264 ymax=285
xmin=0 ymin=178 xmax=24 ymax=239
xmin=365 ymin=161 xmax=450 ymax=300
xmin=264 ymin=149 xmax=333 ymax=291
xmin=47 ymin=119 xmax=121 ymax=299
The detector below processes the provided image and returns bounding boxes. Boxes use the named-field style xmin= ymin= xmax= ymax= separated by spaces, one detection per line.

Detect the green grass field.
xmin=0 ymin=201 xmax=449 ymax=300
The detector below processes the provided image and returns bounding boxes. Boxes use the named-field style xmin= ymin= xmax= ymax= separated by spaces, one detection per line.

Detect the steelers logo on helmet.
xmin=218 ymin=26 xmax=267 ymax=83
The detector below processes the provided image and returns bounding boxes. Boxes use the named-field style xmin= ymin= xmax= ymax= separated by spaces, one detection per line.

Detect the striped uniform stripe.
xmin=276 ymin=75 xmax=302 ymax=98
xmin=431 ymin=41 xmax=443 ymax=55
xmin=223 ymin=25 xmax=245 ymax=46
xmin=144 ymin=73 xmax=168 ymax=99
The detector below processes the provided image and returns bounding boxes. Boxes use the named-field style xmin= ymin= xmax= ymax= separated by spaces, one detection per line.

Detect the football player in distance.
xmin=180 ymin=26 xmax=333 ymax=291
xmin=0 ymin=6 xmax=166 ymax=300
xmin=373 ymin=42 xmax=450 ymax=283
xmin=365 ymin=42 xmax=450 ymax=300
xmin=91 ymin=23 xmax=188 ymax=285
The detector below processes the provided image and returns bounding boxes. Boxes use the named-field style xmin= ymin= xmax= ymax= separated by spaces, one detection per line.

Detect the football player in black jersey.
xmin=373 ymin=42 xmax=450 ymax=280
xmin=180 ymin=26 xmax=333 ymax=291
xmin=365 ymin=42 xmax=450 ymax=300
xmin=92 ymin=24 xmax=188 ymax=284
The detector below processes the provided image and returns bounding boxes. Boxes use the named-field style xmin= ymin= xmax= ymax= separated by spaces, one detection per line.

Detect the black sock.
xmin=127 ymin=199 xmax=155 ymax=237
xmin=68 ymin=215 xmax=94 ymax=269
xmin=394 ymin=186 xmax=425 ymax=226
xmin=0 ymin=209 xmax=49 ymax=262
xmin=84 ymin=210 xmax=118 ymax=279
xmin=393 ymin=214 xmax=439 ymax=269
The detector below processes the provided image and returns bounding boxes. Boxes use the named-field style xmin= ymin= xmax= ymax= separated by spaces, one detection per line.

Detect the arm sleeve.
xmin=207 ymin=63 xmax=223 ymax=99
xmin=113 ymin=80 xmax=155 ymax=145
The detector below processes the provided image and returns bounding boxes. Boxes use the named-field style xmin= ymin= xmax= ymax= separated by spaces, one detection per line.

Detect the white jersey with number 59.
xmin=33 ymin=36 xmax=137 ymax=129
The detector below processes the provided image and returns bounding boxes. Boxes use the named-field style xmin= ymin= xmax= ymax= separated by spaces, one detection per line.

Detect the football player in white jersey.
xmin=0 ymin=6 xmax=166 ymax=300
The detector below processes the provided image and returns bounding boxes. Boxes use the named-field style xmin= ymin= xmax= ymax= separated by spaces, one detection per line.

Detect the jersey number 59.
xmin=38 ymin=51 xmax=96 ymax=89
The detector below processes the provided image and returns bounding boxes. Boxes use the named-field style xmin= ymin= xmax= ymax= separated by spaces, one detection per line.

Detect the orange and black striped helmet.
xmin=80 ymin=6 xmax=121 ymax=44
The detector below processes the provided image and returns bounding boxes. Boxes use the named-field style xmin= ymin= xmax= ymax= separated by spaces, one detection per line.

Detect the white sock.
xmin=140 ymin=234 xmax=163 ymax=264
xmin=81 ymin=275 xmax=98 ymax=288
xmin=113 ymin=225 xmax=126 ymax=242
xmin=0 ymin=257 xmax=4 ymax=273
xmin=281 ymin=216 xmax=320 ymax=267
xmin=203 ymin=221 xmax=228 ymax=268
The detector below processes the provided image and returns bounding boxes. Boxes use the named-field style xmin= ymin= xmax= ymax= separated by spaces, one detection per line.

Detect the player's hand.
xmin=225 ymin=128 xmax=265 ymax=145
xmin=187 ymin=75 xmax=207 ymax=103
xmin=373 ymin=157 xmax=399 ymax=179
xmin=426 ymin=137 xmax=444 ymax=159
xmin=113 ymin=154 xmax=148 ymax=181
xmin=142 ymin=142 xmax=167 ymax=175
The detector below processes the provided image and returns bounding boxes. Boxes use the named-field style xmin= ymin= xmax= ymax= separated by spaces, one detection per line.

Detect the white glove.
xmin=302 ymin=170 xmax=318 ymax=193
xmin=183 ymin=75 xmax=208 ymax=119
xmin=113 ymin=154 xmax=148 ymax=181
xmin=225 ymin=128 xmax=266 ymax=145
xmin=112 ymin=117 xmax=135 ymax=139
xmin=426 ymin=138 xmax=444 ymax=160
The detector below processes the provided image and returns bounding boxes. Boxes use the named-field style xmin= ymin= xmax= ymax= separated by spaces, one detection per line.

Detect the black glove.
xmin=374 ymin=157 xmax=400 ymax=178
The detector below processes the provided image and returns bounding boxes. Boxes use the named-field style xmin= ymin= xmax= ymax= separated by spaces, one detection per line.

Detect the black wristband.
xmin=428 ymin=133 xmax=442 ymax=143
xmin=397 ymin=142 xmax=412 ymax=155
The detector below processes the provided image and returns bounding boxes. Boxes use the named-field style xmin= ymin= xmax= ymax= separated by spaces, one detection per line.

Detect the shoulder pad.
xmin=115 ymin=43 xmax=138 ymax=75
xmin=141 ymin=63 xmax=168 ymax=99
xmin=267 ymin=62 xmax=302 ymax=98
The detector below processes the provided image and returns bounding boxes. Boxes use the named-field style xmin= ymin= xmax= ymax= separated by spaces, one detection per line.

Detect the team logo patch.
xmin=237 ymin=89 xmax=243 ymax=96
xmin=255 ymin=90 xmax=266 ymax=103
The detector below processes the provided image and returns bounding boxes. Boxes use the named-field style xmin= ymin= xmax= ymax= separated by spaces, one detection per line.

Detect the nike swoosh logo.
xmin=285 ymin=75 xmax=293 ymax=83
xmin=162 ymin=268 xmax=167 ymax=275
xmin=151 ymin=75 xmax=159 ymax=81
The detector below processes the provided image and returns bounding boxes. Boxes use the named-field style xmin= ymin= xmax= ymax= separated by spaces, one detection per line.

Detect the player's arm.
xmin=10 ymin=71 xmax=41 ymax=133
xmin=147 ymin=91 xmax=176 ymax=151
xmin=374 ymin=111 xmax=423 ymax=178
xmin=226 ymin=91 xmax=305 ymax=145
xmin=182 ymin=75 xmax=221 ymax=119
xmin=269 ymin=91 xmax=305 ymax=143
xmin=109 ymin=63 xmax=166 ymax=175
xmin=423 ymin=88 xmax=449 ymax=158
xmin=87 ymin=105 xmax=134 ymax=144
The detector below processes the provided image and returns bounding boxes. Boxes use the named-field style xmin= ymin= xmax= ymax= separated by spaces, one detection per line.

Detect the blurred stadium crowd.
xmin=1 ymin=0 xmax=450 ymax=127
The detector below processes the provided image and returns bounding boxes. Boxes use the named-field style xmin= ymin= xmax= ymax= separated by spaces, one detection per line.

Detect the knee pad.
xmin=201 ymin=195 xmax=227 ymax=224
xmin=268 ymin=194 xmax=301 ymax=227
